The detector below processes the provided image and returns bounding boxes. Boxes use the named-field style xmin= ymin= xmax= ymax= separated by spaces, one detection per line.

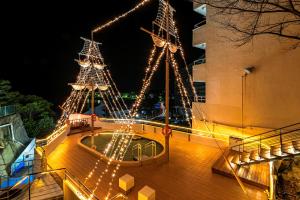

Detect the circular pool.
xmin=80 ymin=132 xmax=164 ymax=162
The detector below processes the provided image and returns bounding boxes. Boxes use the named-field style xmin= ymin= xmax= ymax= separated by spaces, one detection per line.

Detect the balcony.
xmin=195 ymin=96 xmax=206 ymax=103
xmin=193 ymin=20 xmax=207 ymax=47
xmin=193 ymin=59 xmax=206 ymax=82
xmin=194 ymin=3 xmax=206 ymax=16
xmin=0 ymin=105 xmax=16 ymax=118
xmin=194 ymin=58 xmax=206 ymax=65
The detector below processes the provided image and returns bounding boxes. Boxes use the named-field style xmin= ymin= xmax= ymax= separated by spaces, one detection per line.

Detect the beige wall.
xmin=192 ymin=4 xmax=300 ymax=129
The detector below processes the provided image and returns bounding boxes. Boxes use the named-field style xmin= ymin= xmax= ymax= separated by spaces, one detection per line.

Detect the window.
xmin=193 ymin=82 xmax=206 ymax=103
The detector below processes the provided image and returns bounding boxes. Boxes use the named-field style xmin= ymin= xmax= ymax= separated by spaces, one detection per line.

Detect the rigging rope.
xmin=92 ymin=0 xmax=152 ymax=33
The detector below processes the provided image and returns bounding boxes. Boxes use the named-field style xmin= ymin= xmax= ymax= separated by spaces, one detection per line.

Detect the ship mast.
xmin=164 ymin=0 xmax=171 ymax=162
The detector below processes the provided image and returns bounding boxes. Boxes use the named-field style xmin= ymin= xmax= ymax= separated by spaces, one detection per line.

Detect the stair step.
xmin=249 ymin=150 xmax=260 ymax=161
xmin=270 ymin=146 xmax=283 ymax=156
xmin=282 ymin=143 xmax=295 ymax=154
xmin=240 ymin=152 xmax=250 ymax=163
xmin=231 ymin=154 xmax=240 ymax=164
xmin=259 ymin=148 xmax=272 ymax=159
xmin=292 ymin=141 xmax=300 ymax=151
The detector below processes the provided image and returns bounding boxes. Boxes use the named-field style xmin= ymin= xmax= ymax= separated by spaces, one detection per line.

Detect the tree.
xmin=16 ymin=95 xmax=55 ymax=137
xmin=192 ymin=0 xmax=300 ymax=48
xmin=0 ymin=80 xmax=55 ymax=138
xmin=0 ymin=80 xmax=20 ymax=106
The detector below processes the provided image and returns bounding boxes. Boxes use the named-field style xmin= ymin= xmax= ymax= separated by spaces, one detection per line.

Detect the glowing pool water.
xmin=80 ymin=132 xmax=164 ymax=161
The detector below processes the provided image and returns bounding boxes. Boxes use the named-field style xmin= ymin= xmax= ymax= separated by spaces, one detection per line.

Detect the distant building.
xmin=192 ymin=2 xmax=300 ymax=129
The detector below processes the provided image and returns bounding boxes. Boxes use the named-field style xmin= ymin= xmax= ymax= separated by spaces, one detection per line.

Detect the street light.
xmin=244 ymin=66 xmax=255 ymax=75
xmin=241 ymin=66 xmax=255 ymax=134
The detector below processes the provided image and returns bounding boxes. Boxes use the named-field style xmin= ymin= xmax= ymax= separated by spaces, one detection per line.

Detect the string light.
xmin=43 ymin=1 xmax=213 ymax=199
xmin=92 ymin=0 xmax=152 ymax=33
xmin=170 ymin=53 xmax=192 ymax=126
xmin=131 ymin=45 xmax=167 ymax=117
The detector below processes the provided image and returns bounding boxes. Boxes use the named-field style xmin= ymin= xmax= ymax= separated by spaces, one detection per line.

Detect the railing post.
xmin=28 ymin=176 xmax=31 ymax=200
xmin=259 ymin=136 xmax=262 ymax=159
xmin=279 ymin=129 xmax=283 ymax=155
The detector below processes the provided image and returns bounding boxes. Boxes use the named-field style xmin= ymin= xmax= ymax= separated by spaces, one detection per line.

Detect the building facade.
xmin=192 ymin=2 xmax=300 ymax=130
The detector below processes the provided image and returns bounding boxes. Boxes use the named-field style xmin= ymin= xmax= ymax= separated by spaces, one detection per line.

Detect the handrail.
xmin=145 ymin=141 xmax=157 ymax=157
xmin=231 ymin=125 xmax=300 ymax=154
xmin=243 ymin=123 xmax=300 ymax=140
xmin=132 ymin=144 xmax=142 ymax=161
xmin=36 ymin=124 xmax=68 ymax=146
xmin=0 ymin=167 xmax=100 ymax=200
xmin=231 ymin=127 xmax=300 ymax=149
xmin=194 ymin=19 xmax=206 ymax=29
xmin=109 ymin=193 xmax=128 ymax=200
xmin=65 ymin=169 xmax=100 ymax=200
xmin=0 ymin=168 xmax=66 ymax=199
xmin=193 ymin=58 xmax=206 ymax=65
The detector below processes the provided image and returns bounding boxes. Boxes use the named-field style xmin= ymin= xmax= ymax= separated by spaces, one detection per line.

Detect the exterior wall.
xmin=192 ymin=3 xmax=300 ymax=129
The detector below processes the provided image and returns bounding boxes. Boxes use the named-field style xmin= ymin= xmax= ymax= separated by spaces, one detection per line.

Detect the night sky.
xmin=1 ymin=0 xmax=202 ymax=106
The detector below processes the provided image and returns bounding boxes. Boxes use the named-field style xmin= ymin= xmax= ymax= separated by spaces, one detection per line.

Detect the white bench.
xmin=138 ymin=185 xmax=155 ymax=200
xmin=119 ymin=174 xmax=134 ymax=193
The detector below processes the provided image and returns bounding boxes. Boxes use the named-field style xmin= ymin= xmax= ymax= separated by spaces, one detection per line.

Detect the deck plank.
xmin=48 ymin=131 xmax=267 ymax=200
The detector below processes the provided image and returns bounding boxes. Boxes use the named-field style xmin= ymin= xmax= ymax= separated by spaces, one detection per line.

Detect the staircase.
xmin=230 ymin=123 xmax=300 ymax=166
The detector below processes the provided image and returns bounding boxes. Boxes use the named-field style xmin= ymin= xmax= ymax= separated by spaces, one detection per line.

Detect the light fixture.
xmin=244 ymin=66 xmax=255 ymax=75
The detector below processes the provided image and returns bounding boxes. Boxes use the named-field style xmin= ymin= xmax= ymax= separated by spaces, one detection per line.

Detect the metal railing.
xmin=231 ymin=123 xmax=300 ymax=154
xmin=145 ymin=141 xmax=157 ymax=157
xmin=36 ymin=125 xmax=68 ymax=147
xmin=0 ymin=168 xmax=101 ymax=200
xmin=194 ymin=19 xmax=206 ymax=29
xmin=194 ymin=96 xmax=206 ymax=103
xmin=70 ymin=118 xmax=90 ymax=129
xmin=109 ymin=193 xmax=128 ymax=200
xmin=132 ymin=144 xmax=142 ymax=161
xmin=0 ymin=105 xmax=16 ymax=118
xmin=193 ymin=58 xmax=206 ymax=65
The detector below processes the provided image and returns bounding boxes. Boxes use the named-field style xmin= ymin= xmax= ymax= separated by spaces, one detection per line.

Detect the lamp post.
xmin=241 ymin=66 xmax=255 ymax=134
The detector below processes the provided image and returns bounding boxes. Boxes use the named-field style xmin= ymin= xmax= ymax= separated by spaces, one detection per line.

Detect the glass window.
xmin=193 ymin=82 xmax=206 ymax=103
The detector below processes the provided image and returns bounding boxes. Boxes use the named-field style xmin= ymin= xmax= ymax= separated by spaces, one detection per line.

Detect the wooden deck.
xmin=47 ymin=131 xmax=267 ymax=200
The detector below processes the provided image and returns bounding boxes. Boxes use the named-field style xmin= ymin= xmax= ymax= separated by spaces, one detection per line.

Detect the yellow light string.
xmin=170 ymin=54 xmax=192 ymax=108
xmin=92 ymin=0 xmax=152 ymax=33
xmin=83 ymin=91 xmax=119 ymax=185
xmin=173 ymin=24 xmax=208 ymax=121
xmin=83 ymin=72 xmax=127 ymax=185
xmin=89 ymin=133 xmax=132 ymax=198
xmin=174 ymin=26 xmax=198 ymax=98
xmin=172 ymin=28 xmax=248 ymax=195
xmin=145 ymin=45 xmax=157 ymax=82
xmin=102 ymin=72 xmax=128 ymax=119
xmin=79 ymin=90 xmax=90 ymax=113
xmin=104 ymin=68 xmax=130 ymax=116
xmin=84 ymin=70 xmax=135 ymax=188
xmin=99 ymin=90 xmax=116 ymax=119
xmin=105 ymin=133 xmax=135 ymax=199
xmin=170 ymin=54 xmax=192 ymax=126
xmin=74 ymin=88 xmax=89 ymax=113
xmin=131 ymin=45 xmax=167 ymax=116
